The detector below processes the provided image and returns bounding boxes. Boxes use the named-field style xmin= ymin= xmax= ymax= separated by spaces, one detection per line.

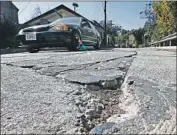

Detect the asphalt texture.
xmin=91 ymin=47 xmax=176 ymax=134
xmin=1 ymin=47 xmax=176 ymax=134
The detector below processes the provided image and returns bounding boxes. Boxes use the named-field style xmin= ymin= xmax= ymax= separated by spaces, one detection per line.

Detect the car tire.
xmin=68 ymin=31 xmax=81 ymax=51
xmin=94 ymin=37 xmax=101 ymax=50
xmin=27 ymin=47 xmax=40 ymax=53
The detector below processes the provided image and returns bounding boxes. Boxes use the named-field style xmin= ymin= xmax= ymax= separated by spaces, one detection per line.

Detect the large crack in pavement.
xmin=89 ymin=49 xmax=176 ymax=134
xmin=1 ymin=50 xmax=138 ymax=134
xmin=2 ymin=49 xmax=176 ymax=134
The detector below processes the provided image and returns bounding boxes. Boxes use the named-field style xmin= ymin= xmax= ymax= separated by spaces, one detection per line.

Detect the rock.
xmin=86 ymin=84 xmax=101 ymax=91
xmin=77 ymin=113 xmax=85 ymax=119
xmin=102 ymin=100 xmax=109 ymax=105
xmin=75 ymin=99 xmax=82 ymax=106
xmin=79 ymin=127 xmax=85 ymax=133
xmin=87 ymin=99 xmax=97 ymax=109
xmin=97 ymin=103 xmax=104 ymax=114
xmin=116 ymin=79 xmax=124 ymax=88
xmin=82 ymin=94 xmax=91 ymax=101
xmin=85 ymin=109 xmax=95 ymax=120
xmin=78 ymin=105 xmax=85 ymax=113
xmin=82 ymin=101 xmax=87 ymax=106
xmin=101 ymin=79 xmax=118 ymax=90
xmin=126 ymin=63 xmax=131 ymax=66
xmin=75 ymin=122 xmax=80 ymax=126
xmin=84 ymin=120 xmax=95 ymax=131
xmin=113 ymin=127 xmax=120 ymax=133
xmin=77 ymin=119 xmax=80 ymax=123
xmin=65 ymin=128 xmax=79 ymax=134
xmin=118 ymin=63 xmax=126 ymax=70
xmin=89 ymin=98 xmax=101 ymax=104
xmin=80 ymin=123 xmax=84 ymax=127
xmin=73 ymin=90 xmax=82 ymax=95
xmin=80 ymin=116 xmax=87 ymax=125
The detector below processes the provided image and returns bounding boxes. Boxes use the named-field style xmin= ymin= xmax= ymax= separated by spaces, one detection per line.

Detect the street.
xmin=1 ymin=48 xmax=176 ymax=134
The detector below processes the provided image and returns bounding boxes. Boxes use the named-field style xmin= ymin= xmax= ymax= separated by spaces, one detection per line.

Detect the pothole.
xmin=67 ymin=57 xmax=136 ymax=134
xmin=72 ymin=89 xmax=125 ymax=134
xmin=69 ymin=72 xmax=128 ymax=134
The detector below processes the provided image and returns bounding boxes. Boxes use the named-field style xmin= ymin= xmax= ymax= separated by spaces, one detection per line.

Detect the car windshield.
xmin=50 ymin=17 xmax=80 ymax=25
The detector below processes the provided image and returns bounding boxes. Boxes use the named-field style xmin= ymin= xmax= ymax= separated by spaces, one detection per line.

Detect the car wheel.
xmin=68 ymin=32 xmax=81 ymax=51
xmin=94 ymin=37 xmax=101 ymax=50
xmin=27 ymin=47 xmax=40 ymax=53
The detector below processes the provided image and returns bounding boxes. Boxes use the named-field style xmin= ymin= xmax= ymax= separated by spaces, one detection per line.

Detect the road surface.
xmin=1 ymin=48 xmax=176 ymax=134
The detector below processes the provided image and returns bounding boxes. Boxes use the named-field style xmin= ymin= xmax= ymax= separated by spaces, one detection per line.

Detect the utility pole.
xmin=104 ymin=1 xmax=107 ymax=48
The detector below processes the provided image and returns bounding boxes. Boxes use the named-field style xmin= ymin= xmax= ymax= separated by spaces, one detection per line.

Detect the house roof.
xmin=92 ymin=20 xmax=104 ymax=30
xmin=23 ymin=4 xmax=86 ymax=25
xmin=23 ymin=4 xmax=104 ymax=30
xmin=11 ymin=2 xmax=19 ymax=11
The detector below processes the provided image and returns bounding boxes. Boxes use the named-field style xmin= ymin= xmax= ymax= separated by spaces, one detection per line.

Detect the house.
xmin=0 ymin=1 xmax=19 ymax=24
xmin=23 ymin=4 xmax=104 ymax=35
xmin=22 ymin=4 xmax=106 ymax=46
xmin=128 ymin=34 xmax=136 ymax=47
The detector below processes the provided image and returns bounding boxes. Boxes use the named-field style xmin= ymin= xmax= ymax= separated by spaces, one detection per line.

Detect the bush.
xmin=0 ymin=20 xmax=19 ymax=49
xmin=138 ymin=44 xmax=145 ymax=48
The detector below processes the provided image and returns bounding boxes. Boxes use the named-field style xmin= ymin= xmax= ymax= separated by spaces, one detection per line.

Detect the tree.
xmin=99 ymin=20 xmax=122 ymax=46
xmin=31 ymin=5 xmax=42 ymax=19
xmin=152 ymin=0 xmax=174 ymax=38
xmin=99 ymin=20 xmax=122 ymax=36
xmin=73 ymin=3 xmax=79 ymax=12
xmin=130 ymin=28 xmax=145 ymax=45
xmin=140 ymin=2 xmax=156 ymax=25
xmin=140 ymin=0 xmax=176 ymax=43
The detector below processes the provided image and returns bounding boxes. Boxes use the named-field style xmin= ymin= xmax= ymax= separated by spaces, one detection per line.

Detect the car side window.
xmin=81 ymin=20 xmax=91 ymax=29
xmin=89 ymin=22 xmax=96 ymax=30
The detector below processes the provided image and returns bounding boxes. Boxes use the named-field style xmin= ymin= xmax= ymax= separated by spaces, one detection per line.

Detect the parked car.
xmin=16 ymin=17 xmax=102 ymax=53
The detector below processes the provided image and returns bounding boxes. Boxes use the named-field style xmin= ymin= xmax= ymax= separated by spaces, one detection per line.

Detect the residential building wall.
xmin=25 ymin=9 xmax=79 ymax=27
xmin=0 ymin=1 xmax=19 ymax=24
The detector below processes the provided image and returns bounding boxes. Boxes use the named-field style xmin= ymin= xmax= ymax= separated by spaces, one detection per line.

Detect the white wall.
xmin=26 ymin=8 xmax=79 ymax=26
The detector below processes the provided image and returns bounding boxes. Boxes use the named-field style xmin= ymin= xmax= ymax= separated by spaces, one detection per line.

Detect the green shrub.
xmin=0 ymin=20 xmax=19 ymax=49
xmin=138 ymin=44 xmax=145 ymax=48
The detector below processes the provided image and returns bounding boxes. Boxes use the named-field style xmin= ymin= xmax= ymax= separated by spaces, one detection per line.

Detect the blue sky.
xmin=13 ymin=1 xmax=149 ymax=30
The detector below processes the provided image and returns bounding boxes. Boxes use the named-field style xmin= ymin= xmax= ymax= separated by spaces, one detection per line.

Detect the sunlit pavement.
xmin=1 ymin=48 xmax=176 ymax=134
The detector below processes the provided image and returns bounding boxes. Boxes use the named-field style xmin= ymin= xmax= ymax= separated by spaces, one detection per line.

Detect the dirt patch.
xmin=91 ymin=89 xmax=125 ymax=124
xmin=73 ymin=89 xmax=125 ymax=134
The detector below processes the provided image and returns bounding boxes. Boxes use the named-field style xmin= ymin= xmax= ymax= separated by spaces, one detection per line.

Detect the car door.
xmin=80 ymin=19 xmax=96 ymax=45
xmin=88 ymin=22 xmax=100 ymax=42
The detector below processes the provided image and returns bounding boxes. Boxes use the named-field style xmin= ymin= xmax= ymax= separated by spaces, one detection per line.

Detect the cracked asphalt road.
xmin=1 ymin=48 xmax=176 ymax=134
xmin=1 ymin=49 xmax=135 ymax=134
xmin=91 ymin=48 xmax=176 ymax=134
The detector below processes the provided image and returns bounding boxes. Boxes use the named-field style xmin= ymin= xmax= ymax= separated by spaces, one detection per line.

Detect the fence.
xmin=149 ymin=32 xmax=177 ymax=47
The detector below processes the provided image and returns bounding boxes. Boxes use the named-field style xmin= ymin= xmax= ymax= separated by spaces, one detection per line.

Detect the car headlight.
xmin=49 ymin=25 xmax=69 ymax=31
xmin=18 ymin=29 xmax=23 ymax=34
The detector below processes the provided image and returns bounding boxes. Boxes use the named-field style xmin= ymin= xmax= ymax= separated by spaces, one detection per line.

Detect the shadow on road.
xmin=41 ymin=47 xmax=115 ymax=53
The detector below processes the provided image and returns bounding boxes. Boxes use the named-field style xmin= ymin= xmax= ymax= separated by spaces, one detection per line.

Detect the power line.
xmin=19 ymin=0 xmax=31 ymax=15
xmin=92 ymin=3 xmax=97 ymax=20
xmin=96 ymin=2 xmax=102 ymax=21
